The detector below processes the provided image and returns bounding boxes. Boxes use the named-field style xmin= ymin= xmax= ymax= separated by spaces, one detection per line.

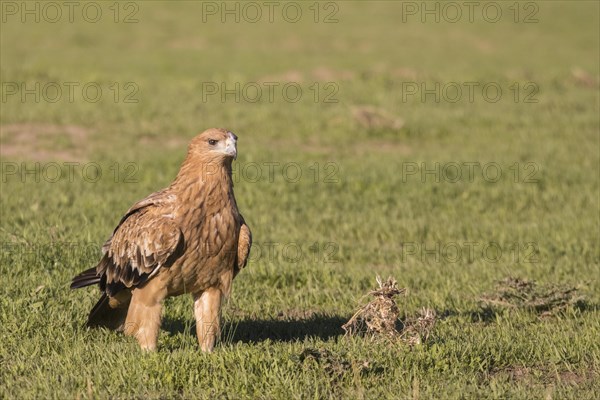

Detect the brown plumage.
xmin=71 ymin=128 xmax=252 ymax=351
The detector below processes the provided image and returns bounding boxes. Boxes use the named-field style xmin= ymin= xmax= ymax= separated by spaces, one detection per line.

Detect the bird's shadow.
xmin=162 ymin=314 xmax=349 ymax=343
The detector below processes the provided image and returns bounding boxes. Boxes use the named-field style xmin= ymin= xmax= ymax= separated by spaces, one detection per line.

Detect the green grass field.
xmin=1 ymin=1 xmax=599 ymax=398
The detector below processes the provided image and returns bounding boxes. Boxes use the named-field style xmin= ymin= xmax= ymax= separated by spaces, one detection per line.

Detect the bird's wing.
xmin=98 ymin=191 xmax=184 ymax=296
xmin=101 ymin=189 xmax=173 ymax=254
xmin=236 ymin=220 xmax=252 ymax=270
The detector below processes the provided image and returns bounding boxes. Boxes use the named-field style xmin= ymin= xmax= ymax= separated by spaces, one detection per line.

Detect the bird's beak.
xmin=224 ymin=131 xmax=237 ymax=159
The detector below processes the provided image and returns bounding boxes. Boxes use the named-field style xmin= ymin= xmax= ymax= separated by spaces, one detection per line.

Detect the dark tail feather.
xmin=70 ymin=267 xmax=101 ymax=289
xmin=88 ymin=293 xmax=109 ymax=324
xmin=87 ymin=293 xmax=130 ymax=331
xmin=72 ymin=266 xmax=129 ymax=331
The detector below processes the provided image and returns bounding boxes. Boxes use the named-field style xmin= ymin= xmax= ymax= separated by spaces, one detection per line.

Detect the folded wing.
xmin=98 ymin=197 xmax=184 ymax=296
xmin=236 ymin=221 xmax=252 ymax=271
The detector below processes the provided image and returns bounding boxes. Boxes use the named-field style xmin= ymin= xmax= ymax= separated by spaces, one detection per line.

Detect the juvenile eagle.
xmin=71 ymin=128 xmax=252 ymax=351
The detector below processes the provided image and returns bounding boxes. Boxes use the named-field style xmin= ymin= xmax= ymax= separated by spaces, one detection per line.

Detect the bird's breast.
xmin=166 ymin=202 xmax=240 ymax=295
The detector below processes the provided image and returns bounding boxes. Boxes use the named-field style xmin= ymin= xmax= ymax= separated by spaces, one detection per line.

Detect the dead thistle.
xmin=342 ymin=276 xmax=437 ymax=346
xmin=400 ymin=307 xmax=437 ymax=346
xmin=342 ymin=276 xmax=405 ymax=338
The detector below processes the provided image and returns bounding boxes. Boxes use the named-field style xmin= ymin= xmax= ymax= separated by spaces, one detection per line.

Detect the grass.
xmin=1 ymin=1 xmax=599 ymax=398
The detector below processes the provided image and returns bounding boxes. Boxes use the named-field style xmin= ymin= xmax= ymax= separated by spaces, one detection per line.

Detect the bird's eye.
xmin=208 ymin=139 xmax=218 ymax=146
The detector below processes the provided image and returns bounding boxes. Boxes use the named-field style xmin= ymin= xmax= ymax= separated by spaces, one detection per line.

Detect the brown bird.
xmin=71 ymin=128 xmax=252 ymax=351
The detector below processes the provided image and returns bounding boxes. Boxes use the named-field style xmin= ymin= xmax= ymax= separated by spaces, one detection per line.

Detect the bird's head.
xmin=188 ymin=128 xmax=238 ymax=164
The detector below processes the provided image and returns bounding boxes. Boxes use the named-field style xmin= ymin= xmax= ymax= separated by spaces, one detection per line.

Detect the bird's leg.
xmin=193 ymin=287 xmax=223 ymax=352
xmin=124 ymin=287 xmax=165 ymax=351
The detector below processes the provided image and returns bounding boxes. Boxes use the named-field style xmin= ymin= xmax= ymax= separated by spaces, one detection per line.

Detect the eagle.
xmin=71 ymin=128 xmax=252 ymax=351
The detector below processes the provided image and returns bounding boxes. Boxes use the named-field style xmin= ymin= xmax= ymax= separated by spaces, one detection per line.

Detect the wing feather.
xmin=97 ymin=191 xmax=184 ymax=296
xmin=236 ymin=221 xmax=252 ymax=270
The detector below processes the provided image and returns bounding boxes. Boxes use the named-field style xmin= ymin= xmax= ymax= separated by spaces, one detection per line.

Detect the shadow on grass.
xmin=163 ymin=315 xmax=349 ymax=343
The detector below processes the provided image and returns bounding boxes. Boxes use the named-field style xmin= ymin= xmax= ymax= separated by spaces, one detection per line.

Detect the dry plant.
xmin=480 ymin=277 xmax=586 ymax=316
xmin=342 ymin=276 xmax=437 ymax=346
xmin=399 ymin=307 xmax=437 ymax=346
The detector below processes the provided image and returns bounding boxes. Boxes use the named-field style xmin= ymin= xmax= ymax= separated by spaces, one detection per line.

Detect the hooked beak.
xmin=224 ymin=131 xmax=237 ymax=159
